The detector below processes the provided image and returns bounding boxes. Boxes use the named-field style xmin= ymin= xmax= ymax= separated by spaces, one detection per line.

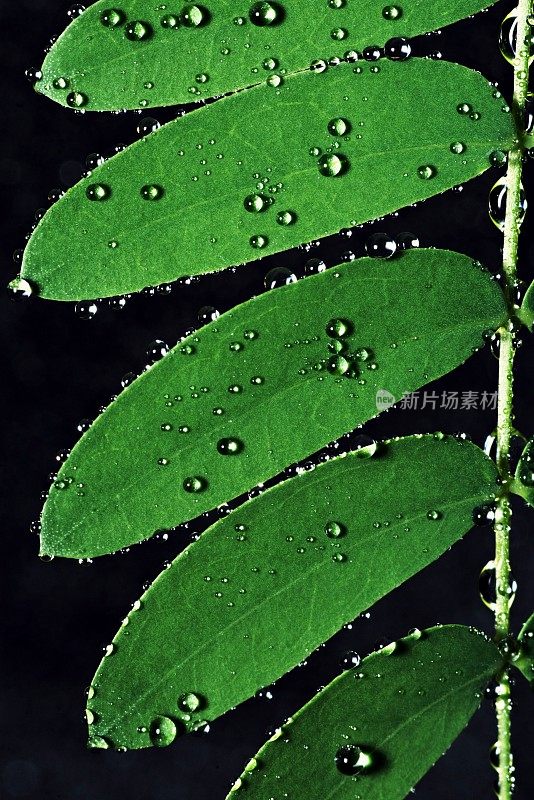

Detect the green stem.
xmin=494 ymin=1 xmax=531 ymax=797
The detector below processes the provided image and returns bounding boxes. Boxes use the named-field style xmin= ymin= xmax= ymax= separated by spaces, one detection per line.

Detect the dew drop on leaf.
xmin=100 ymin=8 xmax=126 ymax=28
xmin=217 ymin=438 xmax=244 ymax=455
xmin=183 ymin=476 xmax=208 ymax=493
xmin=66 ymin=91 xmax=88 ymax=108
xmin=384 ymin=37 xmax=411 ymax=61
xmin=86 ymin=183 xmax=111 ymax=201
xmin=244 ymin=193 xmax=269 ymax=213
xmin=124 ymin=20 xmax=153 ymax=41
xmin=149 ymin=716 xmax=177 ymax=747
xmin=249 ymin=2 xmax=284 ymax=27
xmin=8 ymin=277 xmax=34 ymax=301
xmin=317 ymin=153 xmax=349 ymax=177
xmin=264 ymin=267 xmax=296 ymax=289
xmin=335 ymin=744 xmax=374 ymax=775
xmin=141 ymin=184 xmax=165 ymax=201
xmin=178 ymin=692 xmax=203 ymax=713
xmin=327 ymin=117 xmax=351 ymax=136
xmin=417 ymin=164 xmax=437 ymax=180
xmin=382 ymin=5 xmax=403 ymax=20
xmin=325 ymin=521 xmax=346 ymax=538
xmin=365 ymin=232 xmax=397 ymax=258
xmin=276 ymin=210 xmax=297 ymax=226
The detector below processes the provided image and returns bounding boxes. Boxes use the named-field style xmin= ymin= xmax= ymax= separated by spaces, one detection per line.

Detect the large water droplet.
xmin=325 ymin=521 xmax=346 ymax=538
xmin=249 ymin=2 xmax=284 ymax=26
xmin=479 ymin=560 xmax=517 ymax=611
xmin=499 ymin=9 xmax=534 ymax=65
xmin=125 ymin=20 xmax=153 ymax=40
xmin=149 ymin=716 xmax=177 ymax=747
xmin=66 ymin=91 xmax=88 ymax=108
xmin=264 ymin=267 xmax=297 ymax=289
xmin=318 ymin=153 xmax=349 ymax=177
xmin=100 ymin=8 xmax=126 ymax=27
xmin=8 ymin=277 xmax=34 ymax=301
xmin=325 ymin=318 xmax=352 ymax=338
xmin=86 ymin=183 xmax=111 ymax=201
xmin=244 ymin=193 xmax=269 ymax=213
xmin=181 ymin=4 xmax=209 ymax=27
xmin=335 ymin=744 xmax=374 ymax=775
xmin=328 ymin=117 xmax=351 ymax=136
xmin=365 ymin=232 xmax=396 ymax=259
xmin=178 ymin=692 xmax=203 ymax=713
xmin=382 ymin=5 xmax=403 ymax=20
xmin=384 ymin=37 xmax=411 ymax=60
xmin=488 ymin=177 xmax=528 ymax=231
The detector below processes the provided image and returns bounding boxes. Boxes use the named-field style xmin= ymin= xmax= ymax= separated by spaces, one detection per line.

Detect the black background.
xmin=1 ymin=1 xmax=533 ymax=798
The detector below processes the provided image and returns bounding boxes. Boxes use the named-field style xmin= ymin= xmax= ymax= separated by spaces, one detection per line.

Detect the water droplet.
xmin=384 ymin=37 xmax=411 ymax=60
xmin=66 ymin=91 xmax=88 ymax=108
xmin=178 ymin=692 xmax=203 ymax=713
xmin=53 ymin=77 xmax=70 ymax=90
xmin=141 ymin=184 xmax=164 ymax=201
xmin=198 ymin=305 xmax=220 ymax=323
xmin=382 ymin=5 xmax=402 ymax=20
xmin=318 ymin=153 xmax=349 ymax=177
xmin=276 ymin=210 xmax=297 ymax=226
xmin=340 ymin=650 xmax=361 ymax=669
xmin=331 ymin=27 xmax=348 ymax=40
xmin=250 ymin=234 xmax=269 ymax=249
xmin=8 ymin=277 xmax=34 ymax=301
xmin=161 ymin=13 xmax=180 ymax=28
xmin=86 ymin=183 xmax=111 ymax=201
xmin=147 ymin=339 xmax=169 ymax=362
xmin=217 ymin=437 xmax=244 ymax=455
xmin=335 ymin=744 xmax=374 ymax=775
xmin=332 ymin=552 xmax=348 ymax=563
xmin=450 ymin=141 xmax=466 ymax=154
xmin=264 ymin=267 xmax=297 ymax=289
xmin=499 ymin=9 xmax=534 ymax=65
xmin=75 ymin=301 xmax=99 ymax=320
xmin=489 ymin=177 xmax=527 ymax=231
xmin=328 ymin=117 xmax=351 ymax=136
xmin=479 ymin=560 xmax=517 ymax=611
xmin=183 ymin=476 xmax=208 ymax=493
xmin=426 ymin=510 xmax=442 ymax=521
xmin=417 ymin=164 xmax=437 ymax=180
xmin=125 ymin=20 xmax=153 ymax=40
xmin=244 ymin=193 xmax=269 ymax=213
xmin=100 ymin=8 xmax=126 ymax=27
xmin=365 ymin=232 xmax=397 ymax=258
xmin=149 ymin=716 xmax=177 ymax=747
xmin=326 ymin=318 xmax=352 ymax=338
xmin=88 ymin=735 xmax=111 ymax=749
xmin=249 ymin=2 xmax=284 ymax=27
xmin=472 ymin=503 xmax=496 ymax=526
xmin=363 ymin=45 xmax=382 ymax=61
xmin=396 ymin=231 xmax=420 ymax=250
xmin=325 ymin=521 xmax=346 ymax=538
xmin=181 ymin=4 xmax=209 ymax=27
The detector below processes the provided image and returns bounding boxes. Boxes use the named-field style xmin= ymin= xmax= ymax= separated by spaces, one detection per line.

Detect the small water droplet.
xmin=86 ymin=183 xmax=111 ymax=201
xmin=141 ymin=184 xmax=164 ymax=201
xmin=183 ymin=476 xmax=208 ymax=493
xmin=66 ymin=91 xmax=88 ymax=108
xmin=100 ymin=8 xmax=126 ymax=27
xmin=326 ymin=318 xmax=352 ymax=338
xmin=417 ymin=164 xmax=437 ymax=180
xmin=382 ymin=5 xmax=403 ymax=20
xmin=328 ymin=117 xmax=351 ymax=136
xmin=217 ymin=437 xmax=244 ymax=455
xmin=178 ymin=692 xmax=203 ymax=713
xmin=318 ymin=153 xmax=349 ymax=177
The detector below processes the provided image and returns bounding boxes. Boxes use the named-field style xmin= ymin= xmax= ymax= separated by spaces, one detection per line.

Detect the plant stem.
xmin=494 ymin=1 xmax=531 ymax=797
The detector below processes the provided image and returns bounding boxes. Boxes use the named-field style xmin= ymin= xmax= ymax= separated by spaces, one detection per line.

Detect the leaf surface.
xmin=515 ymin=612 xmax=534 ymax=686
xmin=225 ymin=626 xmax=502 ymax=800
xmin=86 ymin=441 xmax=499 ymax=750
xmin=518 ymin=279 xmax=534 ymax=330
xmin=23 ymin=60 xmax=513 ymax=300
xmin=40 ymin=249 xmax=506 ymax=558
xmin=37 ymin=0 xmax=503 ymax=110
xmin=513 ymin=436 xmax=534 ymax=506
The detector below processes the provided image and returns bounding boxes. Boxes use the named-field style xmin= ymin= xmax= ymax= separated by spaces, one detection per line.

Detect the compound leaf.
xmin=22 ymin=60 xmax=513 ymax=300
xmin=87 ymin=442 xmax=499 ymax=750
xmin=37 ymin=0 xmax=503 ymax=111
xmin=515 ymin=612 xmax=534 ymax=686
xmin=40 ymin=249 xmax=506 ymax=558
xmin=225 ymin=626 xmax=503 ymax=800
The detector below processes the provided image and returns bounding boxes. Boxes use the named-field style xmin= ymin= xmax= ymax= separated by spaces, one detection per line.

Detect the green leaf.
xmin=515 ymin=613 xmax=534 ymax=686
xmin=86 ymin=440 xmax=499 ymax=750
xmin=512 ymin=436 xmax=534 ymax=506
xmin=23 ymin=60 xmax=513 ymax=301
xmin=40 ymin=249 xmax=506 ymax=558
xmin=518 ymin=279 xmax=534 ymax=330
xmin=225 ymin=626 xmax=502 ymax=800
xmin=37 ymin=0 xmax=503 ymax=111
